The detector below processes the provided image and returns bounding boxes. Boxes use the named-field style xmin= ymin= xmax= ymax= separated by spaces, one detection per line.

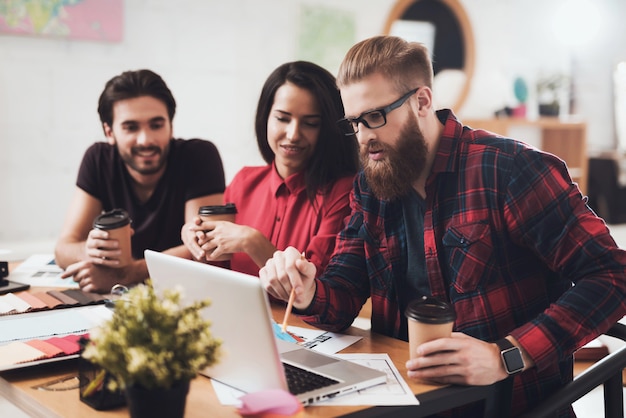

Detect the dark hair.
xmin=97 ymin=69 xmax=176 ymax=128
xmin=255 ymin=61 xmax=359 ymax=202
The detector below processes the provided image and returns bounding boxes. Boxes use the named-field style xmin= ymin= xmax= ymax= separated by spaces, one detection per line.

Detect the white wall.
xmin=1 ymin=0 xmax=625 ymax=255
xmin=460 ymin=0 xmax=626 ymax=149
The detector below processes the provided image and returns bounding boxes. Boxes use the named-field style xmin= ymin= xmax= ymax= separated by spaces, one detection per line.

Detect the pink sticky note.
xmin=238 ymin=389 xmax=303 ymax=417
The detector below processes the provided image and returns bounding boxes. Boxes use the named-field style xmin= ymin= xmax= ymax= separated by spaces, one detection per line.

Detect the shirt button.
xmin=276 ymin=217 xmax=281 ymax=222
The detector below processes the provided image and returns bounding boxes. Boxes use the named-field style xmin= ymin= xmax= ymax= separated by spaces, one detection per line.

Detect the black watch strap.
xmin=495 ymin=338 xmax=525 ymax=375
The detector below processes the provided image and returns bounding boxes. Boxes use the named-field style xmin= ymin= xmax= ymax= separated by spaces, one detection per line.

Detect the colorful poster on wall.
xmin=298 ymin=5 xmax=355 ymax=75
xmin=0 ymin=0 xmax=123 ymax=42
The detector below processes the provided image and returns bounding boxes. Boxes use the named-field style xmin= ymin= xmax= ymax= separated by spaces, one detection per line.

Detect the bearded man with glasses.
xmin=260 ymin=35 xmax=626 ymax=418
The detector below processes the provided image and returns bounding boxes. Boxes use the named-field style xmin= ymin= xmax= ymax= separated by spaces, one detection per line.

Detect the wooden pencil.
xmin=280 ymin=252 xmax=305 ymax=333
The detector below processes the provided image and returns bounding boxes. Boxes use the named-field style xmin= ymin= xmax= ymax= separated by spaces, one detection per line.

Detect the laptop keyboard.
xmin=283 ymin=362 xmax=339 ymax=395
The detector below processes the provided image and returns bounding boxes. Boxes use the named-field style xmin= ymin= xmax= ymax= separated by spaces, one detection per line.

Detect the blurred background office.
xmin=2 ymin=0 xmax=626 ymax=258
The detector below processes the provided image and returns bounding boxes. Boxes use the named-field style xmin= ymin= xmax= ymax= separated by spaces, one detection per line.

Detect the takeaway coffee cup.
xmin=198 ymin=203 xmax=237 ymax=261
xmin=405 ymin=296 xmax=456 ymax=360
xmin=93 ymin=209 xmax=133 ymax=268
xmin=198 ymin=203 xmax=237 ymax=223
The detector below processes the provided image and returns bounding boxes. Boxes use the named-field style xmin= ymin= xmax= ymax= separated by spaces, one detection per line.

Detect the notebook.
xmin=145 ymin=250 xmax=386 ymax=406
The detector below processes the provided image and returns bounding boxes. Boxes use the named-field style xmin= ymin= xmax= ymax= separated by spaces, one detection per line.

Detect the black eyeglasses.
xmin=337 ymin=87 xmax=420 ymax=136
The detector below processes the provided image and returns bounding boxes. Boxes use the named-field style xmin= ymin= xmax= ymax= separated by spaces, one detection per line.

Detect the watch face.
xmin=503 ymin=348 xmax=524 ymax=374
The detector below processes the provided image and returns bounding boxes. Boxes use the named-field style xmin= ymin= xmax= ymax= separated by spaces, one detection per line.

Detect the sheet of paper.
xmin=9 ymin=254 xmax=78 ymax=288
xmin=276 ymin=324 xmax=362 ymax=354
xmin=211 ymin=381 xmax=245 ymax=407
xmin=211 ymin=353 xmax=418 ymax=407
xmin=320 ymin=353 xmax=418 ymax=406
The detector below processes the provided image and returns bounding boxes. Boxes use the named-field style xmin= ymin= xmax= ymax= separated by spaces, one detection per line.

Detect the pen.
xmin=81 ymin=369 xmax=105 ymax=397
xmin=281 ymin=252 xmax=305 ymax=333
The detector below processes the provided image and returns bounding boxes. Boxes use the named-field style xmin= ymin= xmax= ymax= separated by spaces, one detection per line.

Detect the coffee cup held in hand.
xmin=93 ymin=209 xmax=133 ymax=268
xmin=198 ymin=203 xmax=237 ymax=223
xmin=198 ymin=203 xmax=237 ymax=261
xmin=405 ymin=296 xmax=456 ymax=360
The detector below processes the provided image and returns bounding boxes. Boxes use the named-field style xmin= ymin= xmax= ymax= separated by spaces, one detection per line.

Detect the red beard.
xmin=361 ymin=113 xmax=427 ymax=201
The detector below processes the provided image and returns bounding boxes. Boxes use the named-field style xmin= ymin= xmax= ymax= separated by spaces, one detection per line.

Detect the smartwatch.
xmin=495 ymin=338 xmax=524 ymax=376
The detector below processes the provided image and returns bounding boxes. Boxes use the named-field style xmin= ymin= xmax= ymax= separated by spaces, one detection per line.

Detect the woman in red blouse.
xmin=181 ymin=61 xmax=359 ymax=276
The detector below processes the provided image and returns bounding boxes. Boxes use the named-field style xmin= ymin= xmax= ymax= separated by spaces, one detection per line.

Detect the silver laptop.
xmin=145 ymin=250 xmax=386 ymax=406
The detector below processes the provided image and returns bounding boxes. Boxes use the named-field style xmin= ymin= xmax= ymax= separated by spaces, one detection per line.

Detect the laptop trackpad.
xmin=281 ymin=348 xmax=339 ymax=368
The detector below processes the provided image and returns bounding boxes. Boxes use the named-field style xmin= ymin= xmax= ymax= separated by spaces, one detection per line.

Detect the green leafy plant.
xmin=82 ymin=282 xmax=221 ymax=391
xmin=536 ymin=73 xmax=569 ymax=106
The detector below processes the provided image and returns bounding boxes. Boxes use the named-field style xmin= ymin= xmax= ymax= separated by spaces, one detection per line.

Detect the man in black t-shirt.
xmin=55 ymin=69 xmax=225 ymax=293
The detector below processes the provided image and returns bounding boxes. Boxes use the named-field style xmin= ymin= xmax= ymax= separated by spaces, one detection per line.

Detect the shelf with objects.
xmin=462 ymin=117 xmax=588 ymax=196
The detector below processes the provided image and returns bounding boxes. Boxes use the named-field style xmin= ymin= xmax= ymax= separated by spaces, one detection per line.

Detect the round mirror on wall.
xmin=383 ymin=0 xmax=475 ymax=112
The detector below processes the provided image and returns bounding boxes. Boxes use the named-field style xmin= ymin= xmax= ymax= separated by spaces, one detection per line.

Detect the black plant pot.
xmin=538 ymin=103 xmax=560 ymax=117
xmin=125 ymin=380 xmax=190 ymax=418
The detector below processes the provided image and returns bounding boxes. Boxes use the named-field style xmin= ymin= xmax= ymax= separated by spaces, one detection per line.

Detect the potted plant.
xmin=81 ymin=282 xmax=221 ymax=418
xmin=536 ymin=73 xmax=569 ymax=117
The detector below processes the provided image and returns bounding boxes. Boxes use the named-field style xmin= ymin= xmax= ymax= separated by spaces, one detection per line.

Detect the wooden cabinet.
xmin=462 ymin=118 xmax=588 ymax=195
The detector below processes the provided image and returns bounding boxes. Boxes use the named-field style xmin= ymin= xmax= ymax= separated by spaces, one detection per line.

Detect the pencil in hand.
xmin=281 ymin=288 xmax=296 ymax=334
xmin=280 ymin=252 xmax=305 ymax=333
